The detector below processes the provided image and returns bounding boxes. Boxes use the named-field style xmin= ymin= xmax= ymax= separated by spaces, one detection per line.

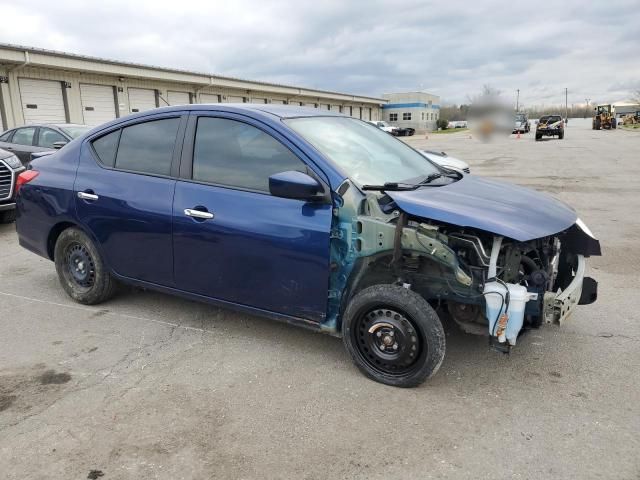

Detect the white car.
xmin=368 ymin=120 xmax=399 ymax=135
xmin=419 ymin=150 xmax=470 ymax=174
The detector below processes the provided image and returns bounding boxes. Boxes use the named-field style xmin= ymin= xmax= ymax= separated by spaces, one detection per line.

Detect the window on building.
xmin=114 ymin=118 xmax=180 ymax=176
xmin=192 ymin=117 xmax=307 ymax=192
xmin=12 ymin=127 xmax=36 ymax=146
xmin=389 ymin=113 xmax=398 ymax=121
xmin=37 ymin=128 xmax=68 ymax=149
xmin=421 ymin=112 xmax=425 ymax=121
xmin=403 ymin=113 xmax=411 ymax=121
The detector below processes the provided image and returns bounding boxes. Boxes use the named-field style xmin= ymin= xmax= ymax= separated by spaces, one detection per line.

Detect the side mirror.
xmin=269 ymin=171 xmax=322 ymax=200
xmin=52 ymin=141 xmax=67 ymax=149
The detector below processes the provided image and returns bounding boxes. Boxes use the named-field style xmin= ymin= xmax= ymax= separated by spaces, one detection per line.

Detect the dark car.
xmin=535 ymin=115 xmax=564 ymax=140
xmin=0 ymin=123 xmax=91 ymax=165
xmin=395 ymin=127 xmax=415 ymax=137
xmin=15 ymin=104 xmax=600 ymax=387
xmin=0 ymin=148 xmax=26 ymax=223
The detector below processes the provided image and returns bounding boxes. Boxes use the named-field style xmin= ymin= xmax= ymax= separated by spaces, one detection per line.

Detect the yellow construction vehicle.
xmin=592 ymin=104 xmax=617 ymax=130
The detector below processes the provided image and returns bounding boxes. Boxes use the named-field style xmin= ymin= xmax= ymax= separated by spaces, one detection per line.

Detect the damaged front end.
xmin=325 ymin=180 xmax=600 ymax=351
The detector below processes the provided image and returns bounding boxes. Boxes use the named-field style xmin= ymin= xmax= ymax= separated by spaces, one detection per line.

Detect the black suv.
xmin=535 ymin=115 xmax=564 ymax=141
xmin=0 ymin=148 xmax=26 ymax=223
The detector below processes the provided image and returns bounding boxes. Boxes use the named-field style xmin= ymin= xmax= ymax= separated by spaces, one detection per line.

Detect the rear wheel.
xmin=595 ymin=117 xmax=601 ymax=130
xmin=0 ymin=209 xmax=16 ymax=224
xmin=611 ymin=118 xmax=617 ymax=129
xmin=341 ymin=284 xmax=446 ymax=387
xmin=54 ymin=227 xmax=117 ymax=305
xmin=535 ymin=133 xmax=542 ymax=141
xmin=559 ymin=130 xmax=564 ymax=139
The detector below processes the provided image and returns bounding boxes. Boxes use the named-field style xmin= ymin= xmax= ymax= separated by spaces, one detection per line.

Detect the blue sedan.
xmin=14 ymin=104 xmax=600 ymax=387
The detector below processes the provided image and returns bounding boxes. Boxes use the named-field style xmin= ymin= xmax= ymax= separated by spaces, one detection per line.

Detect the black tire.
xmin=54 ymin=227 xmax=117 ymax=305
xmin=611 ymin=118 xmax=617 ymax=129
xmin=341 ymin=284 xmax=446 ymax=387
xmin=535 ymin=133 xmax=542 ymax=141
xmin=595 ymin=118 xmax=601 ymax=130
xmin=559 ymin=130 xmax=564 ymax=139
xmin=0 ymin=209 xmax=17 ymax=224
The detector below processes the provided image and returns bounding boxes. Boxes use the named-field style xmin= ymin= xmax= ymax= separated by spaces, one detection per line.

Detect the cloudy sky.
xmin=1 ymin=0 xmax=639 ymax=106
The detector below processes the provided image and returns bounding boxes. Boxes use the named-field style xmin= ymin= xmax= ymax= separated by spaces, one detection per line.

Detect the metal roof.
xmin=0 ymin=43 xmax=386 ymax=104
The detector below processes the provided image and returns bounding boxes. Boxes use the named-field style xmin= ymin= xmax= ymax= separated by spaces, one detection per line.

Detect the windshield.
xmin=60 ymin=126 xmax=91 ymax=139
xmin=516 ymin=114 xmax=525 ymax=121
xmin=285 ymin=117 xmax=440 ymax=186
xmin=539 ymin=116 xmax=561 ymax=123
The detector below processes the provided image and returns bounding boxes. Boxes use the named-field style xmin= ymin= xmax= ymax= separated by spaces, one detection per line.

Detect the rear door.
xmin=3 ymin=127 xmax=37 ymax=163
xmin=75 ymin=113 xmax=187 ymax=285
xmin=172 ymin=113 xmax=332 ymax=321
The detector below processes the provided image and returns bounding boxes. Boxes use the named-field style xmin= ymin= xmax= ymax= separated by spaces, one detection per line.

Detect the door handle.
xmin=77 ymin=191 xmax=99 ymax=201
xmin=184 ymin=208 xmax=214 ymax=220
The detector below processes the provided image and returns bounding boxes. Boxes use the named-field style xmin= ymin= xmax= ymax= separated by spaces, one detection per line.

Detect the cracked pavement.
xmin=1 ymin=118 xmax=639 ymax=479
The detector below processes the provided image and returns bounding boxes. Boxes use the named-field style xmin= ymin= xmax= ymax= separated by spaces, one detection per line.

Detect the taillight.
xmin=15 ymin=170 xmax=39 ymax=195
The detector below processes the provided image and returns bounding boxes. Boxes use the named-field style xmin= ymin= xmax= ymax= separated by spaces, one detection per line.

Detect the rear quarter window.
xmin=91 ymin=130 xmax=121 ymax=167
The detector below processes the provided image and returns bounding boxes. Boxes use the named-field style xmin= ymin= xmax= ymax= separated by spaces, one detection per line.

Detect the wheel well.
xmin=47 ymin=222 xmax=77 ymax=260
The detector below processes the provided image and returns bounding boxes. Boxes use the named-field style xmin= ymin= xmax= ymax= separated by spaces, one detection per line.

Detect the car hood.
xmin=0 ymin=148 xmax=12 ymax=160
xmin=387 ymin=175 xmax=577 ymax=241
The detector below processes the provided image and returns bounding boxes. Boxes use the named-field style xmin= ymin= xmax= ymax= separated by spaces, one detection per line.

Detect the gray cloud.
xmin=1 ymin=0 xmax=638 ymax=106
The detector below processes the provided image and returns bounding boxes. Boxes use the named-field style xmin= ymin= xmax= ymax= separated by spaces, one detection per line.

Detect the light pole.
xmin=565 ymin=87 xmax=568 ymax=122
xmin=516 ymin=89 xmax=520 ymax=112
xmin=585 ymin=98 xmax=591 ymax=118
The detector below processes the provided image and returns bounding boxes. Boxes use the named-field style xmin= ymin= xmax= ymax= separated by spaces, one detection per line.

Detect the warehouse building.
xmin=0 ymin=43 xmax=385 ymax=131
xmin=381 ymin=91 xmax=440 ymax=131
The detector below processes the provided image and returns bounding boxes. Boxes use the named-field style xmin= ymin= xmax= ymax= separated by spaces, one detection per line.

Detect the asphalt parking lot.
xmin=1 ymin=118 xmax=639 ymax=479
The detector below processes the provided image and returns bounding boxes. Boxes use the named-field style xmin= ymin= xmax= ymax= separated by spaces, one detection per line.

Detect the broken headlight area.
xmin=329 ymin=186 xmax=600 ymax=351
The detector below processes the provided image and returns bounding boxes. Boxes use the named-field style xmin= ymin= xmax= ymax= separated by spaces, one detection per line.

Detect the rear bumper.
xmin=537 ymin=128 xmax=562 ymax=135
xmin=543 ymin=255 xmax=596 ymax=325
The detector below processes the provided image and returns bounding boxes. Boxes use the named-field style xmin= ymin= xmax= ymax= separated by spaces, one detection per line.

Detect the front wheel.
xmin=341 ymin=285 xmax=446 ymax=387
xmin=559 ymin=131 xmax=564 ymax=139
xmin=54 ymin=227 xmax=117 ymax=305
xmin=0 ymin=209 xmax=16 ymax=224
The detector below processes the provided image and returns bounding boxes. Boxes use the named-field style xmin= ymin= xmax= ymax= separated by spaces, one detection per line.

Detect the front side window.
xmin=389 ymin=113 xmax=398 ymax=121
xmin=286 ymin=116 xmax=440 ymax=187
xmin=193 ymin=117 xmax=307 ymax=192
xmin=115 ymin=118 xmax=180 ymax=176
xmin=12 ymin=127 xmax=36 ymax=146
xmin=38 ymin=128 xmax=67 ymax=148
xmin=403 ymin=113 xmax=412 ymax=121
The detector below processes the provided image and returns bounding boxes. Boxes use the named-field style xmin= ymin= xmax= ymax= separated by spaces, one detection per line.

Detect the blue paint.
xmin=387 ymin=175 xmax=577 ymax=242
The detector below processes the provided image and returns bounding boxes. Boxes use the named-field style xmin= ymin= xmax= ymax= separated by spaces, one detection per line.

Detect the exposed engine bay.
xmin=327 ymin=180 xmax=600 ymax=351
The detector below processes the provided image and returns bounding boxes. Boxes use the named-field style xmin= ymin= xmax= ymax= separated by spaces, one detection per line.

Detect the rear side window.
xmin=12 ymin=127 xmax=36 ymax=146
xmin=38 ymin=128 xmax=67 ymax=149
xmin=92 ymin=130 xmax=121 ymax=167
xmin=192 ymin=117 xmax=306 ymax=192
xmin=114 ymin=118 xmax=180 ymax=176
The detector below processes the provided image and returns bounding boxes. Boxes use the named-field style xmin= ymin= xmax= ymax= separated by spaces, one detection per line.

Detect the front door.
xmin=172 ymin=114 xmax=332 ymax=322
xmin=75 ymin=114 xmax=186 ymax=286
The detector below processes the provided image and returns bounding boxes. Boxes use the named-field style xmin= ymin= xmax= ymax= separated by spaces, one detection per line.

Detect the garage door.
xmin=331 ymin=105 xmax=341 ymax=113
xmin=288 ymin=101 xmax=301 ymax=106
xmin=80 ymin=84 xmax=117 ymax=126
xmin=226 ymin=95 xmax=244 ymax=103
xmin=199 ymin=93 xmax=219 ymax=104
xmin=19 ymin=78 xmax=66 ymax=125
xmin=168 ymin=91 xmax=190 ymax=106
xmin=320 ymin=104 xmax=330 ymax=110
xmin=271 ymin=99 xmax=286 ymax=104
xmin=363 ymin=108 xmax=371 ymax=121
xmin=352 ymin=107 xmax=361 ymax=119
xmin=302 ymin=103 xmax=315 ymax=108
xmin=128 ymin=88 xmax=156 ymax=113
xmin=251 ymin=97 xmax=267 ymax=104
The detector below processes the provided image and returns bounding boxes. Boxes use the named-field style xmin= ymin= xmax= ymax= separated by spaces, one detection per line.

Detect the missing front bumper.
xmin=543 ymin=255 xmax=597 ymax=325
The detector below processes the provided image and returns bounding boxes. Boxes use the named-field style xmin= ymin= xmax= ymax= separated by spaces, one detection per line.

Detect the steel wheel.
xmin=352 ymin=307 xmax=425 ymax=377
xmin=63 ymin=242 xmax=96 ymax=290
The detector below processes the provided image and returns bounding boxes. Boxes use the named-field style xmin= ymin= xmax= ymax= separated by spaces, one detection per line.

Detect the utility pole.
xmin=585 ymin=98 xmax=591 ymax=119
xmin=516 ymin=89 xmax=520 ymax=112
xmin=565 ymin=87 xmax=568 ymax=121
